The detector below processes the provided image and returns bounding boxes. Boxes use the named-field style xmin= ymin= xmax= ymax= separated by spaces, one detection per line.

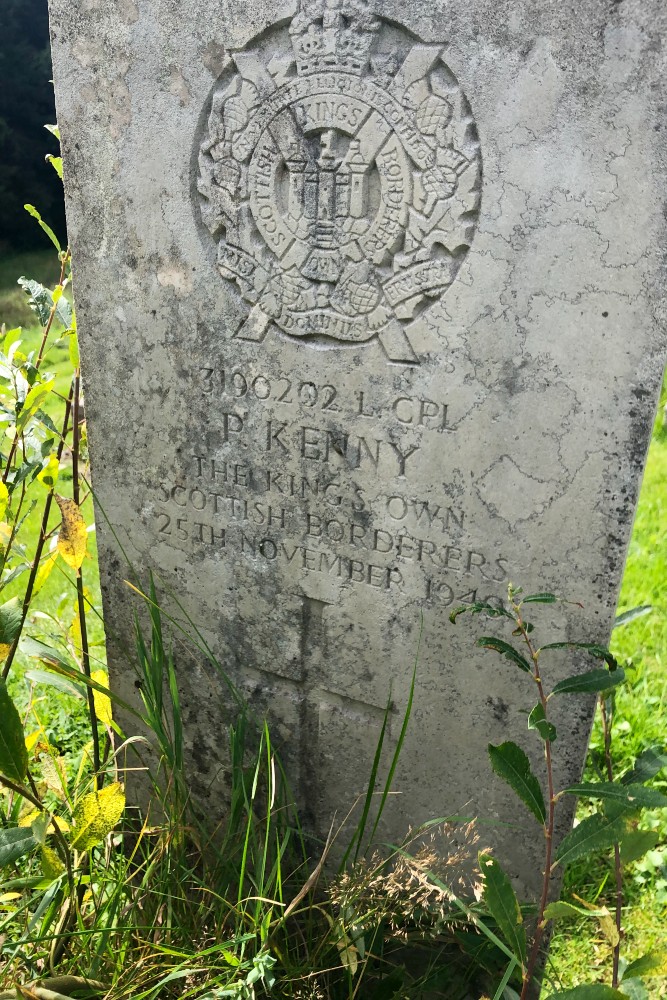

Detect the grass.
xmin=0 ymin=250 xmax=62 ymax=330
xmin=1 ymin=248 xmax=666 ymax=998
xmin=547 ymin=400 xmax=667 ymax=994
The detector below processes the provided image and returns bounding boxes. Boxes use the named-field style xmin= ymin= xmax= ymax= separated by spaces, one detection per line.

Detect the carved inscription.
xmin=148 ymin=368 xmax=509 ymax=605
xmin=197 ymin=0 xmax=482 ymax=362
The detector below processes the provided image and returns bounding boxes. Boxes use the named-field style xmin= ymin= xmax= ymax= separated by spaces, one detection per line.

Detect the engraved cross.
xmin=247 ymin=594 xmax=392 ymax=831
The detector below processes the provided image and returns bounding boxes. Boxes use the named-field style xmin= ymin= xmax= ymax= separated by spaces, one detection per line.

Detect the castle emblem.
xmin=197 ymin=0 xmax=481 ymax=362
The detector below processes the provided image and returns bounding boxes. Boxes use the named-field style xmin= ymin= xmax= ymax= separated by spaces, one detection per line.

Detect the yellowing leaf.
xmin=69 ymin=608 xmax=82 ymax=654
xmin=39 ymin=752 xmax=68 ymax=797
xmin=0 ymin=522 xmax=12 ymax=547
xmin=34 ymin=551 xmax=58 ymax=596
xmin=69 ymin=331 xmax=80 ymax=369
xmin=37 ymin=454 xmax=60 ymax=490
xmin=49 ymin=816 xmax=70 ymax=833
xmin=18 ymin=810 xmax=69 ymax=834
xmin=0 ymin=892 xmax=21 ymax=903
xmin=0 ymin=482 xmax=8 ymax=521
xmin=42 ymin=845 xmax=65 ymax=880
xmin=55 ymin=496 xmax=87 ymax=570
xmin=92 ymin=670 xmax=113 ymax=727
xmin=25 ymin=730 xmax=42 ymax=753
xmin=597 ymin=910 xmax=620 ymax=948
xmin=71 ymin=782 xmax=125 ymax=851
xmin=52 ymin=285 xmax=64 ymax=303
xmin=19 ymin=808 xmax=42 ymax=828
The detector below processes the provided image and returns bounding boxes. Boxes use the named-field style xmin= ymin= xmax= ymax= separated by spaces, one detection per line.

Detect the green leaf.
xmin=564 ymin=782 xmax=667 ymax=809
xmin=16 ymin=378 xmax=55 ymax=434
xmin=521 ymin=592 xmax=558 ymax=604
xmin=477 ymin=637 xmax=532 ymax=674
xmin=0 ymin=678 xmax=29 ymax=781
xmin=70 ymin=782 xmax=126 ymax=851
xmin=488 ymin=742 xmax=546 ymax=824
xmin=528 ymin=703 xmax=557 ymax=742
xmin=46 ymin=154 xmax=63 ymax=180
xmin=53 ymin=289 xmax=73 ymax=329
xmin=45 ymin=124 xmax=61 ymax=140
xmin=545 ymin=987 xmax=627 ymax=999
xmin=617 ymin=979 xmax=649 ymax=1000
xmin=37 ymin=453 xmax=60 ymax=490
xmin=20 ymin=637 xmax=139 ymax=717
xmin=24 ymin=204 xmax=61 ymax=253
xmin=539 ymin=642 xmax=619 ymax=670
xmin=449 ymin=602 xmax=513 ymax=623
xmin=552 ymin=668 xmax=626 ymax=696
xmin=21 ymin=636 xmax=72 ymax=669
xmin=24 ymin=668 xmax=86 ymax=701
xmin=622 ymin=746 xmax=667 ymax=786
xmin=479 ymin=852 xmax=526 ymax=964
xmin=543 ymin=901 xmax=607 ymax=921
xmin=17 ymin=278 xmax=72 ymax=329
xmin=18 ymin=277 xmax=51 ymax=325
xmin=0 ymin=597 xmax=23 ymax=661
xmin=613 ymin=606 xmax=652 ymax=629
xmin=554 ymin=812 xmax=627 ymax=867
xmin=69 ymin=331 xmax=80 ymax=370
xmin=0 ymin=826 xmax=38 ymax=867
xmin=31 ymin=812 xmax=51 ymax=846
xmin=619 ymin=830 xmax=660 ymax=864
xmin=622 ymin=950 xmax=667 ymax=980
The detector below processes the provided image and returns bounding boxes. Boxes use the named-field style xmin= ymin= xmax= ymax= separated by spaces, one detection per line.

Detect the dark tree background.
xmin=0 ymin=0 xmax=66 ymax=253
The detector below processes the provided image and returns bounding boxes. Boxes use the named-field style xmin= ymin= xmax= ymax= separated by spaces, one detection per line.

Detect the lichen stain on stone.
xmin=75 ymin=39 xmax=131 ymax=138
xmin=72 ymin=36 xmax=103 ymax=70
xmin=201 ymin=40 xmax=227 ymax=77
xmin=120 ymin=0 xmax=139 ymax=22
xmin=157 ymin=265 xmax=194 ymax=295
xmin=168 ymin=65 xmax=192 ymax=106
xmin=80 ymin=0 xmax=134 ymax=19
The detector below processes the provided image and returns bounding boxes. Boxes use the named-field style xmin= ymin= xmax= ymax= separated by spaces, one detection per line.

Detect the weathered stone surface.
xmin=49 ymin=0 xmax=666 ymax=894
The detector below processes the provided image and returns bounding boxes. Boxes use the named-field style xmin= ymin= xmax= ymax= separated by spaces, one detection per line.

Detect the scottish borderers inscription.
xmin=197 ymin=0 xmax=481 ymax=362
xmin=49 ymin=0 xmax=667 ymax=898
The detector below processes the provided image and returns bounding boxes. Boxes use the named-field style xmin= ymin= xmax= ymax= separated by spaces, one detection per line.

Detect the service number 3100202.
xmin=198 ymin=368 xmax=340 ymax=411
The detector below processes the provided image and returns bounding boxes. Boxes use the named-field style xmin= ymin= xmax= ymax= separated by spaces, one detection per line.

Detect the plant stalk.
xmin=0 ymin=773 xmax=73 ymax=889
xmin=1 ymin=383 xmax=73 ymax=680
xmin=71 ymin=369 xmax=100 ymax=786
xmin=600 ymin=695 xmax=623 ymax=987
xmin=516 ymin=607 xmax=556 ymax=1000
xmin=2 ymin=252 xmax=69 ymax=484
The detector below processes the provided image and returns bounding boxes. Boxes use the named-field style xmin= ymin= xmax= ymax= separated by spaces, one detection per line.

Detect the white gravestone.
xmin=48 ymin=0 xmax=666 ymax=893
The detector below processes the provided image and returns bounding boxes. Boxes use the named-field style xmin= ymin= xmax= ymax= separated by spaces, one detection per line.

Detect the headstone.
xmin=48 ymin=0 xmax=666 ymax=894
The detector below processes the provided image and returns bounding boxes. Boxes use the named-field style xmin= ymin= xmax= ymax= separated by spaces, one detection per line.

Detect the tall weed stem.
xmin=1 ymin=251 xmax=70 ymax=484
xmin=600 ymin=695 xmax=623 ymax=987
xmin=1 ymin=382 xmax=73 ymax=680
xmin=514 ymin=602 xmax=556 ymax=1000
xmin=71 ymin=369 xmax=99 ymax=783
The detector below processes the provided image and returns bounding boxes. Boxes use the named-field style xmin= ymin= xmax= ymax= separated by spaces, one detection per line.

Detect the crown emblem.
xmin=197 ymin=3 xmax=482 ymax=362
xmin=289 ymin=0 xmax=379 ymax=77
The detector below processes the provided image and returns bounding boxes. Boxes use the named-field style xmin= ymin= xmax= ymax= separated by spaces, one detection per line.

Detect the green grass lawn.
xmin=547 ymin=404 xmax=667 ymax=994
xmin=1 ymin=249 xmax=665 ymax=996
xmin=0 ymin=249 xmax=62 ymax=330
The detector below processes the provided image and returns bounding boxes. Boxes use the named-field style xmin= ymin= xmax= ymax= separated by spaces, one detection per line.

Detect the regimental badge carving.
xmin=197 ymin=0 xmax=481 ymax=363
